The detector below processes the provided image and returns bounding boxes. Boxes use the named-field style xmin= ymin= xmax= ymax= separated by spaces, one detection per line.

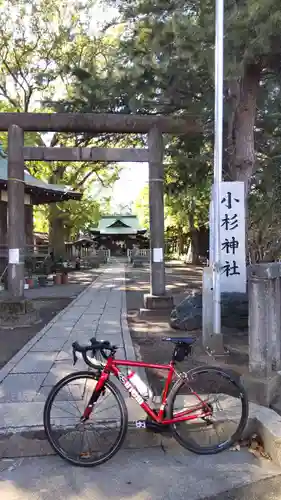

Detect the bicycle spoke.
xmin=65 ymin=386 xmax=83 ymax=414
xmin=45 ymin=374 xmax=127 ymax=466
xmin=52 ymin=403 xmax=80 ymax=419
xmin=169 ymin=367 xmax=247 ymax=454
xmin=83 ymin=379 xmax=94 ymax=407
xmin=83 ymin=428 xmax=96 ymax=457
xmin=94 ymin=403 xmax=120 ymax=416
xmin=96 ymin=391 xmax=111 ymax=407
xmin=79 ymin=427 xmax=86 ymax=456
xmin=88 ymin=425 xmax=112 ymax=447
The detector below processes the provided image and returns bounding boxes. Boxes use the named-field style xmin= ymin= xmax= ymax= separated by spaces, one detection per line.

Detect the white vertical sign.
xmin=219 ymin=182 xmax=246 ymax=293
xmin=209 ymin=182 xmax=246 ymax=293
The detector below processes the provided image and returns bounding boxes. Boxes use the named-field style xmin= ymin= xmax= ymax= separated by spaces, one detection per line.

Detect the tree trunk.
xmin=64 ymin=225 xmax=72 ymax=243
xmin=190 ymin=230 xmax=200 ymax=264
xmin=188 ymin=197 xmax=200 ymax=264
xmin=226 ymin=63 xmax=261 ymax=262
xmin=226 ymin=63 xmax=261 ymax=191
xmin=48 ymin=166 xmax=66 ymax=259
xmin=49 ymin=204 xmax=65 ymax=259
xmin=177 ymin=232 xmax=184 ymax=254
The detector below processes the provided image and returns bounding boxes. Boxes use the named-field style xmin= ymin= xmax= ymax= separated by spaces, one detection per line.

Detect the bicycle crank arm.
xmin=135 ymin=420 xmax=170 ymax=434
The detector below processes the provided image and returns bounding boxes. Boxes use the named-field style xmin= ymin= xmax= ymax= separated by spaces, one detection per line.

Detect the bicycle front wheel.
xmin=167 ymin=366 xmax=248 ymax=455
xmin=44 ymin=371 xmax=128 ymax=467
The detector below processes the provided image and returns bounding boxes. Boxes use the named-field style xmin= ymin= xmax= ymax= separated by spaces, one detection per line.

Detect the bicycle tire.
xmin=43 ymin=371 xmax=128 ymax=467
xmin=167 ymin=365 xmax=248 ymax=455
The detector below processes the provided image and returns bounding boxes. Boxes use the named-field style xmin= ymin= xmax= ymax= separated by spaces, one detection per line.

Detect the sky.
xmin=42 ymin=134 xmax=148 ymax=212
xmin=95 ymin=162 xmax=148 ymax=212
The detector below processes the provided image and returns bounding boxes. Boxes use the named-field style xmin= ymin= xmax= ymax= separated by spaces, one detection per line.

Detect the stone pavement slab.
xmin=0 ymin=261 xmax=138 ymax=440
xmin=43 ymin=325 xmax=73 ymax=338
xmin=1 ymin=260 xmax=281 ymax=472
xmin=11 ymin=352 xmax=58 ymax=374
xmin=0 ymin=402 xmax=45 ymax=429
xmin=41 ymin=360 xmax=84 ymax=386
xmin=0 ymin=448 xmax=280 ymax=500
xmin=30 ymin=337 xmax=68 ymax=352
xmin=0 ymin=373 xmax=47 ymax=403
xmin=204 ymin=476 xmax=281 ymax=500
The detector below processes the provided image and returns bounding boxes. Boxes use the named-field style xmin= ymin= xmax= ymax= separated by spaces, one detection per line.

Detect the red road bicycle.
xmin=44 ymin=337 xmax=248 ymax=467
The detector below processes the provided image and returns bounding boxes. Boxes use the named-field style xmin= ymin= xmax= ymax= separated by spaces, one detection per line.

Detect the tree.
xmin=99 ymin=0 xmax=281 ymax=262
xmin=247 ymin=78 xmax=281 ymax=262
xmin=134 ymin=185 xmax=150 ymax=230
xmin=33 ymin=205 xmax=48 ymax=234
xmin=4 ymin=0 xmax=281 ymax=262
xmin=0 ymin=0 xmax=108 ymax=111
xmin=134 ymin=182 xmax=210 ymax=262
xmin=0 ymin=0 xmax=121 ymax=255
xmin=56 ymin=196 xmax=101 ymax=241
xmin=110 ymin=0 xmax=281 ymax=185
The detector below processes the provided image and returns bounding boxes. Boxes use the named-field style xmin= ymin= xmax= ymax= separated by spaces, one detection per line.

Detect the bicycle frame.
xmin=82 ymin=356 xmax=212 ymax=424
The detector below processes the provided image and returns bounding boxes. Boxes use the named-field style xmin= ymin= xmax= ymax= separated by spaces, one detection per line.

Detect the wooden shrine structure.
xmin=90 ymin=215 xmax=148 ymax=255
xmin=0 ymin=144 xmax=81 ymax=248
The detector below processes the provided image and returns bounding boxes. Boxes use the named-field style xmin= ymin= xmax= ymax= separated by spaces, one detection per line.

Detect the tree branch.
xmin=76 ymin=170 xmax=95 ymax=187
xmin=0 ymin=83 xmax=19 ymax=109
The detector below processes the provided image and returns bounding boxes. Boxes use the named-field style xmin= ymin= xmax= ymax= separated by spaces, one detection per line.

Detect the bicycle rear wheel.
xmin=167 ymin=366 xmax=248 ymax=454
xmin=44 ymin=371 xmax=128 ymax=466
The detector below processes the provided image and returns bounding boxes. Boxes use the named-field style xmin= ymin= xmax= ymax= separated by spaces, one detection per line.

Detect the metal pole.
xmin=212 ymin=0 xmax=224 ymax=340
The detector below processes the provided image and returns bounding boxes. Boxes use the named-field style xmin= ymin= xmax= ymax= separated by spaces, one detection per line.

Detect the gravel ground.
xmin=125 ymin=262 xmax=249 ymax=395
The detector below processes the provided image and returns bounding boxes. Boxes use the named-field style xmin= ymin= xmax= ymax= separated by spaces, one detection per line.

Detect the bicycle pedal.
xmin=135 ymin=420 xmax=147 ymax=429
xmin=135 ymin=419 xmax=169 ymax=434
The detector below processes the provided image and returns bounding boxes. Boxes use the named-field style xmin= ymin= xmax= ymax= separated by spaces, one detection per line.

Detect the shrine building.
xmin=90 ymin=215 xmax=148 ymax=256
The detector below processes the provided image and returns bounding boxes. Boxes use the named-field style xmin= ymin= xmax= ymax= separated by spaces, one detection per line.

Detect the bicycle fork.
xmin=81 ymin=373 xmax=108 ymax=422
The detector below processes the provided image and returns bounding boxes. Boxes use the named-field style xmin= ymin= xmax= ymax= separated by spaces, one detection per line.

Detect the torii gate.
xmin=0 ymin=112 xmax=200 ymax=315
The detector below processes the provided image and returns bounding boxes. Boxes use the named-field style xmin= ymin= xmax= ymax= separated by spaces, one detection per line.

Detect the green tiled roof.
xmin=95 ymin=215 xmax=146 ymax=235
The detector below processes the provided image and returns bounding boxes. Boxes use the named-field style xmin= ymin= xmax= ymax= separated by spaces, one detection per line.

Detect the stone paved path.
xmin=1 ymin=449 xmax=281 ymax=500
xmin=1 ymin=258 xmax=281 ymax=494
xmin=0 ymin=261 xmax=137 ymax=433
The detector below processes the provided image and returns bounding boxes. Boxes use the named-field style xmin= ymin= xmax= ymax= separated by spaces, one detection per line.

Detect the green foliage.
xmin=0 ymin=0 xmax=96 ymax=111
xmin=134 ymin=185 xmax=150 ymax=229
xmin=3 ymin=0 xmax=281 ymax=259
xmin=60 ymin=196 xmax=101 ymax=240
xmin=33 ymin=205 xmax=49 ymax=233
xmin=248 ymin=174 xmax=281 ymax=262
xmin=0 ymin=0 xmax=122 ymax=241
xmin=34 ymin=193 xmax=101 ymax=239
xmin=107 ymin=0 xmax=281 ymax=259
